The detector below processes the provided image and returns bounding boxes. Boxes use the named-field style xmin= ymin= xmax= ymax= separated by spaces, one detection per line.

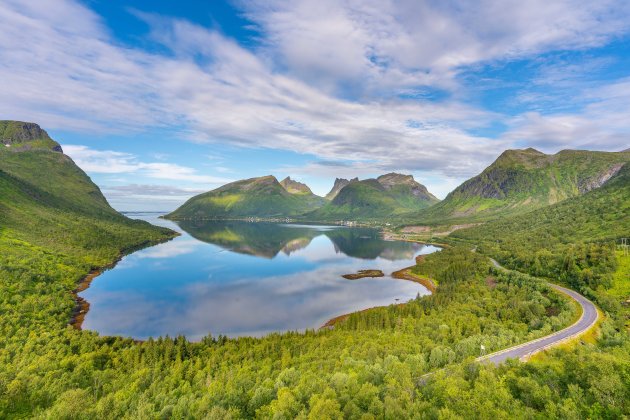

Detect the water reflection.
xmin=81 ymin=215 xmax=439 ymax=340
xmin=177 ymin=220 xmax=423 ymax=261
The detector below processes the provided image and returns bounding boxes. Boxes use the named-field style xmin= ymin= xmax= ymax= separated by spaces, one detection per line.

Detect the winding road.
xmin=477 ymin=258 xmax=600 ymax=365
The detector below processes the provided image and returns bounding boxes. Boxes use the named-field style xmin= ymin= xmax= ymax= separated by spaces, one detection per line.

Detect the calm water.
xmin=80 ymin=213 xmax=439 ymax=340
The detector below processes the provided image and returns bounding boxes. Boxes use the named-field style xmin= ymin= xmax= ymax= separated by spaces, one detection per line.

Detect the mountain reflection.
xmin=176 ymin=220 xmax=319 ymax=258
xmin=176 ymin=220 xmax=422 ymax=260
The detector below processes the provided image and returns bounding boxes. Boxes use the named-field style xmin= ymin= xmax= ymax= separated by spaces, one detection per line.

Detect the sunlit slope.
xmin=418 ymin=148 xmax=630 ymax=223
xmin=165 ymin=175 xmax=326 ymax=219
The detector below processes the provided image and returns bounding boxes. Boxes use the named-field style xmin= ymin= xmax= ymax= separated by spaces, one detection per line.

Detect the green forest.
xmin=2 ymin=212 xmax=629 ymax=418
xmin=1 ymin=130 xmax=629 ymax=417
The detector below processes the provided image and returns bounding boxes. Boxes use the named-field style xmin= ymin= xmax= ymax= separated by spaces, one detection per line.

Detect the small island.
xmin=342 ymin=269 xmax=385 ymax=280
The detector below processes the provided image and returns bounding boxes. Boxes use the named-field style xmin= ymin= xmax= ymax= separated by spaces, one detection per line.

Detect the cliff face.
xmin=577 ymin=162 xmax=625 ymax=193
xmin=0 ymin=121 xmax=63 ymax=152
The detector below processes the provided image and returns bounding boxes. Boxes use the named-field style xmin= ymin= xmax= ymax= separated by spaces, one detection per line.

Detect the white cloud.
xmin=1 ymin=0 xmax=629 ymax=186
xmin=242 ymin=0 xmax=630 ymax=94
xmin=502 ymin=78 xmax=630 ymax=151
xmin=63 ymin=145 xmax=232 ymax=184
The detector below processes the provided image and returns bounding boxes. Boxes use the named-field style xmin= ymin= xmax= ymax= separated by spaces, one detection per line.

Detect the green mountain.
xmin=451 ymin=160 xmax=630 ymax=248
xmin=376 ymin=173 xmax=439 ymax=206
xmin=0 ymin=120 xmax=174 ymax=244
xmin=418 ymin=148 xmax=630 ymax=222
xmin=310 ymin=173 xmax=439 ymax=220
xmin=165 ymin=175 xmax=326 ymax=219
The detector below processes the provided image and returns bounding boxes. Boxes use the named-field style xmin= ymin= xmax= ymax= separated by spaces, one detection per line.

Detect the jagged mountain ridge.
xmin=168 ymin=172 xmax=439 ymax=220
xmin=325 ymin=177 xmax=358 ymax=200
xmin=308 ymin=173 xmax=439 ymax=220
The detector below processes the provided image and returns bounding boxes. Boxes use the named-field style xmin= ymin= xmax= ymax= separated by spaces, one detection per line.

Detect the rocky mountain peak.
xmin=280 ymin=176 xmax=314 ymax=195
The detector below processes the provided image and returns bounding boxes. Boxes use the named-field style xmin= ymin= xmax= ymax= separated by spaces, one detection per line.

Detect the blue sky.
xmin=1 ymin=0 xmax=629 ymax=210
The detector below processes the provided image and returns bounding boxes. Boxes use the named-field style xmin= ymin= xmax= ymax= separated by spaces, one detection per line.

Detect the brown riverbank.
xmin=391 ymin=266 xmax=436 ymax=293
xmin=69 ymin=235 xmax=179 ymax=330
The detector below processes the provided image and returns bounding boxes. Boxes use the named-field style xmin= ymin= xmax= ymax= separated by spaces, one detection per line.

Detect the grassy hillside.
xmin=310 ymin=174 xmax=438 ymax=220
xmin=418 ymin=148 xmax=630 ymax=223
xmin=166 ymin=175 xmax=326 ymax=219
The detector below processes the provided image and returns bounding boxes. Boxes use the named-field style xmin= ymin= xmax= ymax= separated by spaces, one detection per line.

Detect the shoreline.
xmin=70 ymin=221 xmax=437 ymax=336
xmin=321 ymin=254 xmax=438 ymax=329
xmin=69 ymin=235 xmax=179 ymax=330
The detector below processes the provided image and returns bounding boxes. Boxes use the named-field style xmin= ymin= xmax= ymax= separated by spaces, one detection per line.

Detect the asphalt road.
xmin=478 ymin=258 xmax=599 ymax=365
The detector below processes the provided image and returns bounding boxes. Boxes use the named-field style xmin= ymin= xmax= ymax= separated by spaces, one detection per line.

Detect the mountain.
xmin=325 ymin=177 xmax=358 ymax=200
xmin=165 ymin=175 xmax=326 ymax=219
xmin=418 ymin=148 xmax=630 ymax=222
xmin=1 ymin=120 xmax=63 ymax=152
xmin=451 ymin=161 xmax=630 ymax=246
xmin=309 ymin=173 xmax=439 ymax=220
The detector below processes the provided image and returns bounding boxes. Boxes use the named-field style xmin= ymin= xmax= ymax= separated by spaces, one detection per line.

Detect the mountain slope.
xmin=418 ymin=148 xmax=630 ymax=222
xmin=310 ymin=173 xmax=439 ymax=220
xmin=451 ymin=161 xmax=630 ymax=247
xmin=0 ymin=121 xmax=175 ymax=328
xmin=165 ymin=175 xmax=325 ymax=219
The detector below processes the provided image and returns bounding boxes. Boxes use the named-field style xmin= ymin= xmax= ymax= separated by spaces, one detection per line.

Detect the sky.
xmin=1 ymin=0 xmax=629 ymax=211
